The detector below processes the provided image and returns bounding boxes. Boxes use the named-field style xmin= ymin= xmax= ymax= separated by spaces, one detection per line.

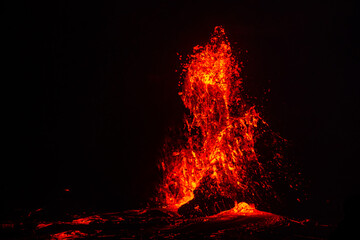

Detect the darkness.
xmin=2 ymin=0 xmax=359 ymax=223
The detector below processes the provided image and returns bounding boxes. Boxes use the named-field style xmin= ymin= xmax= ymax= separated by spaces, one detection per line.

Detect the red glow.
xmin=51 ymin=230 xmax=88 ymax=240
xmin=157 ymin=26 xmax=274 ymax=213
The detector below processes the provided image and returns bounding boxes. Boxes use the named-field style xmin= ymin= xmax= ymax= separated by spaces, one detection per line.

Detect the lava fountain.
xmin=5 ymin=26 xmax=324 ymax=240
xmin=157 ymin=26 xmax=283 ymax=216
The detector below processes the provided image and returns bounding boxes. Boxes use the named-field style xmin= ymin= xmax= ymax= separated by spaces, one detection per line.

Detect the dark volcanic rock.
xmin=178 ymin=176 xmax=236 ymax=217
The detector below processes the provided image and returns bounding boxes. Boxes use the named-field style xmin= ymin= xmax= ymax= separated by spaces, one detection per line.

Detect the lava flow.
xmin=157 ymin=26 xmax=280 ymax=215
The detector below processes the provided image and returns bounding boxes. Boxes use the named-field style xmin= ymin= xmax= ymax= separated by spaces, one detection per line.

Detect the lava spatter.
xmin=157 ymin=26 xmax=280 ymax=214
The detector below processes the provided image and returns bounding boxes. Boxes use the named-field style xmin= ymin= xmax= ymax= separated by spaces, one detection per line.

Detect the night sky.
xmin=3 ymin=1 xmax=359 ymax=222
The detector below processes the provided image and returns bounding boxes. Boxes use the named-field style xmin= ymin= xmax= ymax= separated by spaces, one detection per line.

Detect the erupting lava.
xmin=157 ymin=26 xmax=276 ymax=214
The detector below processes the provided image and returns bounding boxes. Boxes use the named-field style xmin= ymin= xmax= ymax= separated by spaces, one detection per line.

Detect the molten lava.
xmin=158 ymin=26 xmax=273 ymax=213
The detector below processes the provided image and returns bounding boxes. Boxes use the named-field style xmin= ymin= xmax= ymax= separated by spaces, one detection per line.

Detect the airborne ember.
xmin=157 ymin=26 xmax=286 ymax=215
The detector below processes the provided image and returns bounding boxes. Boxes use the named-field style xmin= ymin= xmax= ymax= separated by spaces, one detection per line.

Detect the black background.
xmin=3 ymin=0 xmax=359 ymax=222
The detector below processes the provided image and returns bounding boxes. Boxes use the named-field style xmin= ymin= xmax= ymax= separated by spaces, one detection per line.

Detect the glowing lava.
xmin=157 ymin=26 xmax=273 ymax=213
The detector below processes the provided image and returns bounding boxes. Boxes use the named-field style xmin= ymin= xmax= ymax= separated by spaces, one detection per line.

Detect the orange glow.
xmin=157 ymin=26 xmax=271 ymax=212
